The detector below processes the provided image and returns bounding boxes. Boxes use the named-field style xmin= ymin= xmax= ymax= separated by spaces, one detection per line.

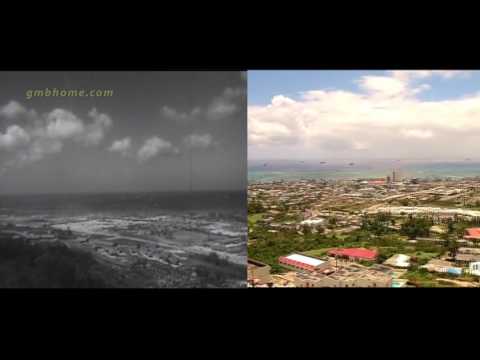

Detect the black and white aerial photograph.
xmin=0 ymin=71 xmax=247 ymax=288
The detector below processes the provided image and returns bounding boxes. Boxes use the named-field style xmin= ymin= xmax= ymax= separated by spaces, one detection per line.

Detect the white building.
xmin=300 ymin=218 xmax=326 ymax=227
xmin=383 ymin=254 xmax=411 ymax=268
xmin=468 ymin=262 xmax=480 ymax=276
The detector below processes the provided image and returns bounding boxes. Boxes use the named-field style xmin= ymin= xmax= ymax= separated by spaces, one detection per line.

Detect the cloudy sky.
xmin=249 ymin=70 xmax=480 ymax=161
xmin=0 ymin=71 xmax=246 ymax=194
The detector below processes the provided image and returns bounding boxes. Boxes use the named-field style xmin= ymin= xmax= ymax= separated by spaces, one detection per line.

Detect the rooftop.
xmin=455 ymin=253 xmax=480 ymax=262
xmin=282 ymin=253 xmax=325 ymax=267
xmin=383 ymin=254 xmax=411 ymax=268
xmin=248 ymin=258 xmax=270 ymax=268
xmin=465 ymin=228 xmax=480 ymax=239
xmin=328 ymin=248 xmax=378 ymax=261
xmin=295 ymin=262 xmax=392 ymax=284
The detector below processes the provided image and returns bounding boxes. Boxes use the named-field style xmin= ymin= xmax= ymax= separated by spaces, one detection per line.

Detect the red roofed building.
xmin=367 ymin=178 xmax=387 ymax=186
xmin=464 ymin=228 xmax=480 ymax=241
xmin=328 ymin=248 xmax=378 ymax=261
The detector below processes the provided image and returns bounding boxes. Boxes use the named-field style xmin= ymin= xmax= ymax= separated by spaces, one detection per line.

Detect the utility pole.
xmin=189 ymin=142 xmax=193 ymax=192
xmin=187 ymin=72 xmax=198 ymax=194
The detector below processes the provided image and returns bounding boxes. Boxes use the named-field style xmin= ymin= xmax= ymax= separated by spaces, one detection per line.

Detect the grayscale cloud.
xmin=0 ymin=71 xmax=246 ymax=193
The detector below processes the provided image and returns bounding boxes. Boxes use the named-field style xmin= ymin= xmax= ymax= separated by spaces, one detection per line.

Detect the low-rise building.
xmin=248 ymin=258 xmax=273 ymax=286
xmin=327 ymin=247 xmax=378 ymax=262
xmin=271 ymin=272 xmax=297 ymax=287
xmin=458 ymin=247 xmax=480 ymax=255
xmin=468 ymin=262 xmax=480 ymax=276
xmin=454 ymin=253 xmax=480 ymax=265
xmin=383 ymin=254 xmax=411 ymax=268
xmin=421 ymin=259 xmax=463 ymax=275
xmin=278 ymin=253 xmax=330 ymax=272
xmin=464 ymin=228 xmax=480 ymax=241
xmin=292 ymin=262 xmax=392 ymax=288
xmin=300 ymin=218 xmax=325 ymax=227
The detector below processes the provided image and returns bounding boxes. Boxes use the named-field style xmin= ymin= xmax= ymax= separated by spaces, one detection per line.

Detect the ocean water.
xmin=248 ymin=160 xmax=480 ymax=182
xmin=0 ymin=191 xmax=246 ymax=218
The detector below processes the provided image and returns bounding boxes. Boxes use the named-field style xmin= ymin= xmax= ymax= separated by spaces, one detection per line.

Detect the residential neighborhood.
xmin=248 ymin=175 xmax=480 ymax=287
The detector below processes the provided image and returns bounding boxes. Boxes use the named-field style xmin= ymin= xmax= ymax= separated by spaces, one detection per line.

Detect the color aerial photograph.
xmin=0 ymin=71 xmax=247 ymax=288
xmin=248 ymin=70 xmax=480 ymax=287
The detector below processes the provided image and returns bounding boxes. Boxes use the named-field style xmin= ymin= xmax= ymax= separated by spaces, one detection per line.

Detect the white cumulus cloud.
xmin=0 ymin=125 xmax=30 ymax=150
xmin=161 ymin=106 xmax=201 ymax=121
xmin=109 ymin=137 xmax=132 ymax=156
xmin=183 ymin=133 xmax=214 ymax=149
xmin=162 ymin=86 xmax=245 ymax=124
xmin=0 ymin=101 xmax=113 ymax=168
xmin=81 ymin=108 xmax=113 ymax=146
xmin=137 ymin=136 xmax=178 ymax=162
xmin=0 ymin=101 xmax=28 ymax=119
xmin=249 ymin=70 xmax=480 ymax=160
xmin=207 ymin=87 xmax=243 ymax=120
xmin=44 ymin=109 xmax=85 ymax=139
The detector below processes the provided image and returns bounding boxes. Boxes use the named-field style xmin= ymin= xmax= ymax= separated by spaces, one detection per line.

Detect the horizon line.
xmin=0 ymin=189 xmax=247 ymax=197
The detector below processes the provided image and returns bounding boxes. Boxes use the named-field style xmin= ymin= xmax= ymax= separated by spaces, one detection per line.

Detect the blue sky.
xmin=248 ymin=70 xmax=480 ymax=161
xmin=248 ymin=70 xmax=480 ymax=105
